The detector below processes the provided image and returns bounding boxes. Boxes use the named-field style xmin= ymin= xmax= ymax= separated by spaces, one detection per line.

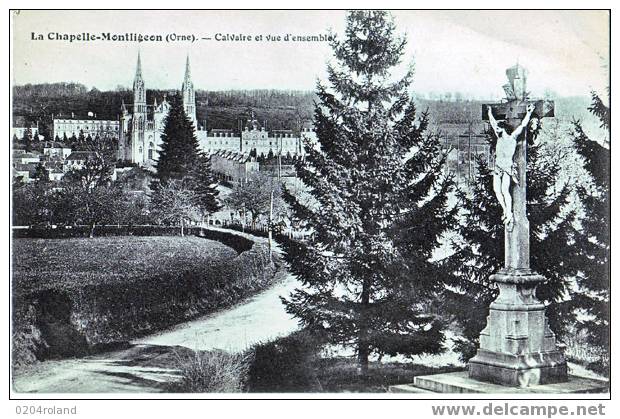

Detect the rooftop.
xmin=13 ymin=151 xmax=41 ymax=159
xmin=66 ymin=151 xmax=98 ymax=160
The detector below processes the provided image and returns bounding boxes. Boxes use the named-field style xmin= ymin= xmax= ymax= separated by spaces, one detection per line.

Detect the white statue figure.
xmin=487 ymin=103 xmax=535 ymax=229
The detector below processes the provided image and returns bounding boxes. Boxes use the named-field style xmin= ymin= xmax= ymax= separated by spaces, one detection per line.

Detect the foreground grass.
xmin=13 ymin=236 xmax=238 ymax=294
xmin=313 ymin=358 xmax=462 ymax=393
xmin=171 ymin=345 xmax=461 ymax=393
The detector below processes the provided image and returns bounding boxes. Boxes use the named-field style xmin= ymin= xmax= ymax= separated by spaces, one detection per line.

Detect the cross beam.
xmin=482 ymin=99 xmax=554 ymax=121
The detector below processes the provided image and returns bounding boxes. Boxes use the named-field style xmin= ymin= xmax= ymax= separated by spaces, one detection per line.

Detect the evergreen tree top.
xmin=154 ymin=93 xmax=201 ymax=183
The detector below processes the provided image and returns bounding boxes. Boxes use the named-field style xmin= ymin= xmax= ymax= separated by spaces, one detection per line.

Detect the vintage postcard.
xmin=9 ymin=8 xmax=610 ymax=406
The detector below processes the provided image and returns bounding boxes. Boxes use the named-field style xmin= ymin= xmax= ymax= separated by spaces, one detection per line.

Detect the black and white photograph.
xmin=7 ymin=6 xmax=612 ymax=407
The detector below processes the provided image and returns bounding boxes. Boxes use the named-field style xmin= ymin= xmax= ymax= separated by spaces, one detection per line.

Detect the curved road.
xmin=13 ymin=272 xmax=300 ymax=393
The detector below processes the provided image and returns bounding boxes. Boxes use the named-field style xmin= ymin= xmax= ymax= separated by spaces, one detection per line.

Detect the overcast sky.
xmin=12 ymin=10 xmax=609 ymax=99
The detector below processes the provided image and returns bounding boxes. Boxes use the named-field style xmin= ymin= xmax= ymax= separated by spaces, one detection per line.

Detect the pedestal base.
xmin=469 ymin=349 xmax=567 ymax=387
xmin=389 ymin=372 xmax=608 ymax=394
xmin=468 ymin=269 xmax=568 ymax=387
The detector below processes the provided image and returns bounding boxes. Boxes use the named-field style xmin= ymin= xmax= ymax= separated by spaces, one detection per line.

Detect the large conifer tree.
xmin=282 ymin=11 xmax=455 ymax=376
xmin=154 ymin=94 xmax=202 ymax=183
xmin=153 ymin=94 xmax=219 ymax=217
xmin=569 ymin=90 xmax=610 ymax=368
xmin=444 ymin=124 xmax=580 ymax=361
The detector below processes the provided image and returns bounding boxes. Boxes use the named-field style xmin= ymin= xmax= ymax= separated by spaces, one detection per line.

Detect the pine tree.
xmin=570 ymin=90 xmax=610 ymax=367
xmin=154 ymin=94 xmax=202 ymax=183
xmin=22 ymin=125 xmax=33 ymax=152
xmin=38 ymin=121 xmax=51 ymax=141
xmin=78 ymin=130 xmax=86 ymax=147
xmin=281 ymin=11 xmax=455 ymax=376
xmin=188 ymin=153 xmax=220 ymax=217
xmin=69 ymin=134 xmax=78 ymax=149
xmin=152 ymin=94 xmax=219 ymax=221
xmin=444 ymin=123 xmax=580 ymax=362
xmin=33 ymin=163 xmax=49 ymax=183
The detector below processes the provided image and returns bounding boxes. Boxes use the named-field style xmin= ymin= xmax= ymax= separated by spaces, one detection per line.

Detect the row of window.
xmin=55 ymin=126 xmax=119 ymax=131
xmin=54 ymin=120 xmax=119 ymax=124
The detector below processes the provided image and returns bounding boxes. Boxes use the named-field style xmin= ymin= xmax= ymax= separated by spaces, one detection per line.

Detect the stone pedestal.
xmin=468 ymin=269 xmax=567 ymax=387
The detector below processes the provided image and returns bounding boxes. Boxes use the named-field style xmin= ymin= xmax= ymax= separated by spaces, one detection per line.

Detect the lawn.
xmin=12 ymin=236 xmax=238 ymax=295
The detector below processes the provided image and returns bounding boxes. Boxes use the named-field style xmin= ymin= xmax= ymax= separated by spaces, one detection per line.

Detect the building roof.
xmin=43 ymin=141 xmax=71 ymax=149
xmin=437 ymin=122 xmax=487 ymax=137
xmin=14 ymin=162 xmax=39 ymax=175
xmin=13 ymin=151 xmax=41 ymax=159
xmin=66 ymin=151 xmax=98 ymax=161
xmin=53 ymin=118 xmax=119 ymax=124
xmin=244 ymin=118 xmax=263 ymax=131
xmin=300 ymin=120 xmax=314 ymax=130
xmin=213 ymin=150 xmax=250 ymax=163
xmin=43 ymin=160 xmax=64 ymax=171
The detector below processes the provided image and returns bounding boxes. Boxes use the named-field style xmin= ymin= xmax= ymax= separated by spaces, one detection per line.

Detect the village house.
xmin=43 ymin=142 xmax=72 ymax=159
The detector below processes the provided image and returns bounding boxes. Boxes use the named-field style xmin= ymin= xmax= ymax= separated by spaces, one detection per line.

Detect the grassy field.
xmin=12 ymin=235 xmax=281 ymax=365
xmin=12 ymin=236 xmax=238 ymax=294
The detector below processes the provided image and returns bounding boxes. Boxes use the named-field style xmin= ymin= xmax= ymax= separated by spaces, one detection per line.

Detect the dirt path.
xmin=12 ymin=273 xmax=300 ymax=394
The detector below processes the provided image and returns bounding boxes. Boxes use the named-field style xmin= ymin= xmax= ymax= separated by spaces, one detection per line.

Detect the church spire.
xmin=184 ymin=54 xmax=191 ymax=83
xmin=135 ymin=51 xmax=143 ymax=79
xmin=133 ymin=52 xmax=146 ymax=114
xmin=181 ymin=54 xmax=197 ymax=125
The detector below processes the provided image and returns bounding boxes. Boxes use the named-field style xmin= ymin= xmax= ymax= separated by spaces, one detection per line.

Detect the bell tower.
xmin=132 ymin=52 xmax=147 ymax=164
xmin=181 ymin=55 xmax=197 ymax=127
xmin=133 ymin=52 xmax=147 ymax=115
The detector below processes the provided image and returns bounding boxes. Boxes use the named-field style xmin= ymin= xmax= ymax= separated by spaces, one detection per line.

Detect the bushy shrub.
xmin=171 ymin=349 xmax=251 ymax=393
xmin=246 ymin=330 xmax=323 ymax=392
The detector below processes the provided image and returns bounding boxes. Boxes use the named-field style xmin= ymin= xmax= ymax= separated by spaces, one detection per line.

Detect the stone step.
xmin=392 ymin=372 xmax=609 ymax=394
xmin=389 ymin=383 xmax=436 ymax=394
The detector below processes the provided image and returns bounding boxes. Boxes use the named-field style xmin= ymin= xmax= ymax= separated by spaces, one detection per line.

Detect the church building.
xmin=118 ymin=53 xmax=312 ymax=168
xmin=118 ymin=53 xmax=199 ymax=167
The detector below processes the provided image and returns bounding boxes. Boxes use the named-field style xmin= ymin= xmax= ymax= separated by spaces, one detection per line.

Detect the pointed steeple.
xmin=133 ymin=52 xmax=146 ymax=114
xmin=135 ymin=51 xmax=143 ymax=79
xmin=184 ymin=54 xmax=191 ymax=83
xmin=181 ymin=54 xmax=196 ymax=125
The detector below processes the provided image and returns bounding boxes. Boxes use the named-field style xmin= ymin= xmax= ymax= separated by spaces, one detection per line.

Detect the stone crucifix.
xmin=469 ymin=64 xmax=567 ymax=388
xmin=481 ymin=64 xmax=554 ymax=270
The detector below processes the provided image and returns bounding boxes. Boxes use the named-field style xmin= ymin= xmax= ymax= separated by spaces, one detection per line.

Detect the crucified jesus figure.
xmin=487 ymin=103 xmax=535 ymax=229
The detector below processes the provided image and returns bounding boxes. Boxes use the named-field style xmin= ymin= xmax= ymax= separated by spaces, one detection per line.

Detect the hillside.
xmin=12 ymin=83 xmax=315 ymax=137
xmin=12 ymin=83 xmax=602 ymax=140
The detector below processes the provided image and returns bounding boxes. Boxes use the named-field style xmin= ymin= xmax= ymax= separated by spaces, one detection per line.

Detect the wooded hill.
xmin=13 ymin=83 xmax=599 ymax=139
xmin=12 ymin=83 xmax=316 ymax=137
